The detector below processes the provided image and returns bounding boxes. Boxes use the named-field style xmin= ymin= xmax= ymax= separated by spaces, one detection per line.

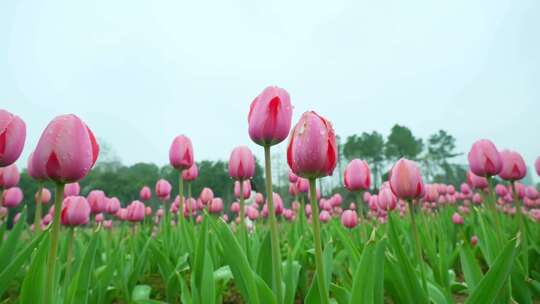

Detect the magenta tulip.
xmin=248 ymin=86 xmax=293 ymax=146
xmin=200 ymin=188 xmax=214 ymax=205
xmin=498 ymin=150 xmax=527 ymax=181
xmin=287 ymin=111 xmax=337 ymax=178
xmin=61 ymin=196 xmax=91 ymax=226
xmin=169 ymin=135 xmax=194 ymax=170
xmin=155 ymin=179 xmax=172 ymax=200
xmin=495 ymin=184 xmax=508 ymax=197
xmin=229 ymin=146 xmax=255 ymax=180
xmin=467 ymin=139 xmax=502 ymax=177
xmin=255 ymin=192 xmax=264 ymax=205
xmin=32 ymin=114 xmax=99 ymax=183
xmin=296 ymin=178 xmax=309 ymax=193
xmin=341 ymin=210 xmax=358 ymax=229
xmin=106 ymin=197 xmax=121 ymax=214
xmin=0 ymin=164 xmax=19 ymax=189
xmin=126 ymin=201 xmax=145 ymax=222
xmin=87 ymin=190 xmax=107 ymax=214
xmin=343 ymin=159 xmax=371 ymax=192
xmin=289 ymin=170 xmax=298 ymax=183
xmin=139 ymin=186 xmax=152 ymax=202
xmin=0 ymin=109 xmax=26 ymax=167
xmin=389 ymin=158 xmax=425 ymax=200
xmin=2 ymin=187 xmax=23 ymax=208
xmin=182 ymin=164 xmax=199 ymax=181
xmin=64 ymin=182 xmax=81 ymax=198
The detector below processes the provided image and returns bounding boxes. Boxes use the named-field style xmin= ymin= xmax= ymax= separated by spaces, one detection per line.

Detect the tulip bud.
xmin=209 ymin=198 xmax=224 ymax=214
xmin=0 ymin=164 xmax=19 ymax=189
xmin=343 ymin=159 xmax=371 ymax=192
xmin=234 ymin=180 xmax=251 ymax=199
xmin=106 ymin=197 xmax=121 ymax=214
xmin=498 ymin=150 xmax=526 ymax=181
xmin=451 ymin=212 xmax=464 ymax=225
xmin=87 ymin=190 xmax=107 ymax=214
xmin=228 ymin=146 xmax=255 ymax=180
xmin=64 ymin=182 xmax=81 ymax=198
xmin=169 ymin=135 xmax=194 ymax=171
xmin=139 ymin=186 xmax=152 ymax=202
xmin=0 ymin=110 xmax=26 ymax=167
xmin=200 ymin=187 xmax=214 ymax=205
xmin=467 ymin=139 xmax=502 ymax=177
xmin=126 ymin=201 xmax=145 ymax=222
xmin=155 ymin=179 xmax=172 ymax=200
xmin=182 ymin=164 xmax=199 ymax=181
xmin=2 ymin=187 xmax=23 ymax=208
xmin=35 ymin=188 xmax=52 ymax=204
xmin=341 ymin=210 xmax=358 ymax=229
xmin=389 ymin=158 xmax=425 ymax=200
xmin=61 ymin=196 xmax=91 ymax=226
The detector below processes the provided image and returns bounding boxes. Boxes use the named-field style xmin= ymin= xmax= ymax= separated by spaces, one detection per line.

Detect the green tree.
xmin=422 ymin=130 xmax=461 ymax=182
xmin=384 ymin=124 xmax=424 ymax=161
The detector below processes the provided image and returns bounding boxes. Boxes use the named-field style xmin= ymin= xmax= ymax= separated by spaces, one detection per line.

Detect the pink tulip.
xmin=332 ymin=194 xmax=343 ymax=207
xmin=378 ymin=188 xmax=397 ymax=211
xmin=460 ymin=183 xmax=471 ymax=196
xmin=341 ymin=210 xmax=358 ymax=229
xmin=64 ymin=182 xmax=81 ymax=197
xmin=471 ymin=235 xmax=478 ymax=247
xmin=498 ymin=150 xmax=527 ymax=181
xmin=61 ymin=196 xmax=91 ymax=226
xmin=87 ymin=190 xmax=107 ymax=214
xmin=0 ymin=207 xmax=7 ymax=218
xmin=228 ymin=146 xmax=255 ymax=180
xmin=196 ymin=215 xmax=203 ymax=224
xmin=32 ymin=114 xmax=99 ymax=183
xmin=287 ymin=111 xmax=337 ymax=178
xmin=234 ymin=180 xmax=251 ymax=199
xmin=283 ymin=209 xmax=295 ymax=221
xmin=209 ymin=198 xmax=224 ymax=214
xmin=535 ymin=157 xmax=540 ymax=176
xmin=169 ymin=135 xmax=194 ymax=171
xmin=319 ymin=199 xmax=332 ymax=211
xmin=200 ymin=187 xmax=214 ymax=205
xmin=27 ymin=152 xmax=46 ymax=181
xmin=0 ymin=110 xmax=26 ymax=167
xmin=273 ymin=192 xmax=284 ymax=215
xmin=106 ymin=197 xmax=121 ymax=214
xmin=466 ymin=171 xmax=488 ymax=189
xmin=255 ymin=192 xmax=264 ymax=205
xmin=146 ymin=206 xmax=152 ymax=216
xmin=13 ymin=212 xmax=21 ymax=224
xmin=451 ymin=212 xmax=464 ymax=225
xmin=526 ymin=187 xmax=539 ymax=200
xmin=139 ymin=186 xmax=152 ymax=201
xmin=319 ymin=210 xmax=331 ymax=223
xmin=472 ymin=193 xmax=483 ymax=205
xmin=155 ymin=179 xmax=172 ymax=200
xmin=248 ymin=86 xmax=293 ymax=146
xmin=43 ymin=213 xmax=53 ymax=225
xmin=182 ymin=164 xmax=199 ymax=181
xmin=389 ymin=159 xmax=425 ymax=200
xmin=0 ymin=164 xmax=19 ymax=189
xmin=296 ymin=178 xmax=309 ymax=193
xmin=343 ymin=159 xmax=371 ymax=192
xmin=222 ymin=214 xmax=229 ymax=222
xmin=424 ymin=185 xmax=439 ymax=203
xmin=35 ymin=188 xmax=52 ymax=204
xmin=95 ymin=213 xmax=104 ymax=223
xmin=289 ymin=170 xmax=298 ymax=183
xmin=363 ymin=192 xmax=371 ymax=204
xmin=305 ymin=204 xmax=312 ymax=217
xmin=467 ymin=139 xmax=502 ymax=177
xmin=230 ymin=202 xmax=240 ymax=213
xmin=495 ymin=184 xmax=508 ymax=197
xmin=103 ymin=220 xmax=113 ymax=229
xmin=2 ymin=187 xmax=23 ymax=208
xmin=126 ymin=201 xmax=145 ymax=222
xmin=247 ymin=206 xmax=259 ymax=220
xmin=289 ymin=183 xmax=298 ymax=196
xmin=156 ymin=208 xmax=164 ymax=218
xmin=116 ymin=208 xmax=128 ymax=221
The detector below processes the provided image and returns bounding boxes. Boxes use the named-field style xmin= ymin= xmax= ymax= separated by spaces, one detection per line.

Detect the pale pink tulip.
xmin=139 ymin=186 xmax=152 ymax=202
xmin=468 ymin=139 xmax=502 ymax=177
xmin=64 ymin=182 xmax=81 ymax=197
xmin=341 ymin=210 xmax=358 ymax=229
xmin=61 ymin=196 xmax=91 ymax=226
xmin=389 ymin=158 xmax=425 ymax=200
xmin=451 ymin=212 xmax=464 ymax=225
xmin=343 ymin=159 xmax=371 ymax=191
xmin=126 ymin=201 xmax=145 ymax=222
xmin=229 ymin=146 xmax=255 ymax=180
xmin=169 ymin=135 xmax=194 ymax=170
xmin=2 ymin=187 xmax=23 ymax=208
xmin=35 ymin=188 xmax=52 ymax=204
xmin=234 ymin=180 xmax=251 ymax=199
xmin=498 ymin=150 xmax=527 ymax=181
xmin=87 ymin=190 xmax=107 ymax=214
xmin=200 ymin=188 xmax=214 ymax=205
xmin=209 ymin=198 xmax=224 ymax=214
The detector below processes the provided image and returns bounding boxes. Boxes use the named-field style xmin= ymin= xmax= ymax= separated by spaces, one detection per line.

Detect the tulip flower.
xmin=2 ymin=187 xmax=23 ymax=208
xmin=288 ymin=170 xmax=298 ymax=183
xmin=378 ymin=188 xmax=397 ymax=211
xmin=0 ymin=164 xmax=19 ymax=189
xmin=127 ymin=200 xmax=146 ymax=222
xmin=106 ymin=197 xmax=121 ymax=214
xmin=451 ymin=212 xmax=464 ymax=225
xmin=139 ymin=186 xmax=152 ymax=202
xmin=341 ymin=210 xmax=358 ymax=228
xmin=234 ymin=180 xmax=251 ymax=199
xmin=200 ymin=187 xmax=214 ymax=205
xmin=169 ymin=135 xmax=194 ymax=226
xmin=155 ymin=179 xmax=172 ymax=200
xmin=0 ymin=109 xmax=26 ymax=167
xmin=229 ymin=146 xmax=255 ymax=180
xmin=88 ymin=190 xmax=107 ymax=214
xmin=466 ymin=171 xmax=488 ymax=190
xmin=319 ymin=210 xmax=331 ymax=223
xmin=64 ymin=182 xmax=81 ymax=198
xmin=182 ymin=164 xmax=199 ymax=182
xmin=498 ymin=150 xmax=527 ymax=181
xmin=344 ymin=159 xmax=371 ymax=192
xmin=467 ymin=139 xmax=503 ymax=177
xmin=255 ymin=192 xmax=264 ymax=205
xmin=61 ymin=196 xmax=91 ymax=226
xmin=209 ymin=198 xmax=224 ymax=214
xmin=535 ymin=157 xmax=540 ymax=177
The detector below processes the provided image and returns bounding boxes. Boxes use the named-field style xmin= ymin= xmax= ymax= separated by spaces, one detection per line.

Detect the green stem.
xmin=178 ymin=173 xmax=185 ymax=226
xmin=64 ymin=228 xmax=75 ymax=296
xmin=487 ymin=176 xmax=503 ymax=247
xmin=239 ymin=180 xmax=247 ymax=251
xmin=511 ymin=181 xmax=528 ymax=278
xmin=34 ymin=183 xmax=43 ymax=233
xmin=355 ymin=191 xmax=367 ymax=241
xmin=44 ymin=183 xmax=65 ymax=304
xmin=309 ymin=178 xmax=329 ymax=304
xmin=188 ymin=182 xmax=194 ymax=225
xmin=407 ymin=200 xmax=428 ymax=296
xmin=264 ymin=145 xmax=283 ymax=303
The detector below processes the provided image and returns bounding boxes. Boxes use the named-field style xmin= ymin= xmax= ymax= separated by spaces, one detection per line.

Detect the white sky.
xmin=1 ymin=0 xmax=539 ymax=180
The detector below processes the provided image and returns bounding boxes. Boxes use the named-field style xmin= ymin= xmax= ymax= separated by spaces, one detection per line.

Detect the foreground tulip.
xmin=498 ymin=150 xmax=527 ymax=181
xmin=139 ymin=186 xmax=152 ymax=202
xmin=287 ymin=111 xmax=337 ymax=304
xmin=33 ymin=114 xmax=99 ymax=304
xmin=248 ymin=86 xmax=293 ymax=301
xmin=0 ymin=109 xmax=26 ymax=167
xmin=169 ymin=135 xmax=194 ymax=226
xmin=389 ymin=158 xmax=427 ymax=292
xmin=467 ymin=139 xmax=502 ymax=177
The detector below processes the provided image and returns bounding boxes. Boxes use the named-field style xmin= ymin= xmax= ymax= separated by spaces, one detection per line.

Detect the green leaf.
xmin=331 ymin=283 xmax=350 ymax=304
xmin=132 ymin=285 xmax=152 ymax=301
xmin=256 ymin=231 xmax=273 ymax=289
xmin=350 ymin=239 xmax=386 ymax=304
xmin=201 ymin=252 xmax=216 ymax=304
xmin=459 ymin=244 xmax=483 ymax=292
xmin=464 ymin=237 xmax=518 ymax=304
xmin=0 ymin=210 xmax=27 ymax=270
xmin=65 ymin=232 xmax=100 ymax=304
xmin=20 ymin=233 xmax=50 ymax=304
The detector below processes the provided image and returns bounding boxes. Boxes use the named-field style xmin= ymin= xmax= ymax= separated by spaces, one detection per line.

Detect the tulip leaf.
xmin=66 ymin=232 xmax=99 ymax=304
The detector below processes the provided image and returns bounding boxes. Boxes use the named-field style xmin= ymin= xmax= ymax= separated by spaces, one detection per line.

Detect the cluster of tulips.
xmin=1 ymin=87 xmax=540 ymax=303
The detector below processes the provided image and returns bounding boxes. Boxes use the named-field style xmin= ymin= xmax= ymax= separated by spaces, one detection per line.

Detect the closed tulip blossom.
xmin=319 ymin=210 xmax=331 ymax=223
xmin=95 ymin=213 xmax=104 ymax=223
xmin=467 ymin=139 xmax=502 ymax=177
xmin=296 ymin=178 xmax=309 ymax=193
xmin=248 ymin=86 xmax=293 ymax=146
xmin=341 ymin=210 xmax=358 ymax=228
xmin=0 ymin=109 xmax=26 ymax=167
xmin=389 ymin=159 xmax=425 ymax=200
xmin=87 ymin=190 xmax=107 ymax=214
xmin=452 ymin=212 xmax=464 ymax=225
xmin=200 ymin=187 xmax=214 ymax=205
xmin=255 ymin=193 xmax=264 ymax=205
xmin=106 ymin=197 xmax=121 ymax=214
xmin=526 ymin=187 xmax=539 ymax=200
xmin=169 ymin=135 xmax=194 ymax=170
xmin=344 ymin=159 xmax=371 ymax=192
xmin=35 ymin=188 xmax=52 ymax=204
xmin=230 ymin=202 xmax=240 ymax=213
xmin=246 ymin=206 xmax=259 ymax=220
xmin=139 ymin=186 xmax=152 ymax=202
xmin=182 ymin=164 xmax=199 ymax=182
xmin=536 ymin=157 xmax=540 ymax=176
xmin=127 ymin=201 xmax=146 ymax=222
xmin=495 ymin=184 xmax=508 ymax=197
xmin=155 ymin=179 xmax=172 ymax=200
xmin=234 ymin=180 xmax=251 ymax=199
xmin=378 ymin=188 xmax=397 ymax=211
xmin=0 ymin=164 xmax=20 ymax=189
xmin=209 ymin=198 xmax=224 ymax=214
xmin=64 ymin=182 xmax=81 ymax=198
xmin=498 ymin=150 xmax=527 ymax=181
xmin=2 ymin=187 xmax=23 ymax=208
xmin=466 ymin=171 xmax=488 ymax=190
xmin=229 ymin=146 xmax=255 ymax=180
xmin=61 ymin=196 xmax=91 ymax=226
xmin=289 ymin=170 xmax=298 ymax=183
xmin=103 ymin=220 xmax=113 ymax=229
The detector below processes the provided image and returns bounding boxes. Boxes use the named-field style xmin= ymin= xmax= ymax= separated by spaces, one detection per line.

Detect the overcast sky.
xmin=1 ymin=0 xmax=539 ymax=179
